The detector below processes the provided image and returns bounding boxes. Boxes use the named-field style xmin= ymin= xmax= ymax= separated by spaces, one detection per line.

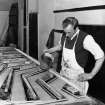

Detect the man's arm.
xmin=78 ymin=56 xmax=105 ymax=82
xmin=44 ymin=44 xmax=62 ymax=54
xmin=78 ymin=35 xmax=105 ymax=82
xmin=91 ymin=57 xmax=105 ymax=77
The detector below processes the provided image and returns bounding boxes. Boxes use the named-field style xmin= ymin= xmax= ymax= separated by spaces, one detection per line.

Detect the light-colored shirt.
xmin=83 ymin=35 xmax=104 ymax=60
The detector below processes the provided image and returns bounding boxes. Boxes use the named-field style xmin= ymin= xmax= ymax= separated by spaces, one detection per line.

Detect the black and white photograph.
xmin=0 ymin=0 xmax=105 ymax=105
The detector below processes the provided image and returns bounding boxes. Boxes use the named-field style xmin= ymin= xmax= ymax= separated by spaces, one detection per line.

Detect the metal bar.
xmin=0 ymin=67 xmax=11 ymax=88
xmin=21 ymin=75 xmax=39 ymax=100
xmin=11 ymin=73 xmax=26 ymax=101
xmin=4 ymin=68 xmax=14 ymax=92
xmin=36 ymin=79 xmax=65 ymax=100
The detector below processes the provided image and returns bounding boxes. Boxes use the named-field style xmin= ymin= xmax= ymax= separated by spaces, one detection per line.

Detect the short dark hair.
xmin=62 ymin=17 xmax=79 ymax=29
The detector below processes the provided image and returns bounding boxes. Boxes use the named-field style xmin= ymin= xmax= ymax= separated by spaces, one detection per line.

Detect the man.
xmin=43 ymin=17 xmax=104 ymax=95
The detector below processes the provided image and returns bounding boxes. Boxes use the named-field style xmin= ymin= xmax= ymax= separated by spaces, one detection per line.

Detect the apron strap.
xmin=73 ymin=33 xmax=79 ymax=50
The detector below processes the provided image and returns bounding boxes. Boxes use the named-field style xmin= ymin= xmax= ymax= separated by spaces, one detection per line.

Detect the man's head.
xmin=62 ymin=17 xmax=79 ymax=37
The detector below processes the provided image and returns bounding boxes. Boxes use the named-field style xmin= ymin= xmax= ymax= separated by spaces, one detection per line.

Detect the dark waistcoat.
xmin=61 ymin=30 xmax=89 ymax=68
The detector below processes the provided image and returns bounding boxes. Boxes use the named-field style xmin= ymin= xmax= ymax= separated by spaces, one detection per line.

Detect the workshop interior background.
xmin=0 ymin=0 xmax=105 ymax=103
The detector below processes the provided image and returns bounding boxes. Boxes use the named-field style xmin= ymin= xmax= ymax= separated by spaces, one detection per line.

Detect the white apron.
xmin=60 ymin=35 xmax=89 ymax=95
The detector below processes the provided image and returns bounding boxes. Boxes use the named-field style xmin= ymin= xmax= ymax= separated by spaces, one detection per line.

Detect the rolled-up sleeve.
xmin=83 ymin=35 xmax=104 ymax=60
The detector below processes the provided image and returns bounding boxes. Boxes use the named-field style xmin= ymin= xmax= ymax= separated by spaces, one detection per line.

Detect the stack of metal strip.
xmin=0 ymin=47 xmax=98 ymax=105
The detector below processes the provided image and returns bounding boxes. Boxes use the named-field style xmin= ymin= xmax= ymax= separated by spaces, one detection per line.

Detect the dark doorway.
xmin=29 ymin=13 xmax=38 ymax=59
xmin=6 ymin=3 xmax=18 ymax=47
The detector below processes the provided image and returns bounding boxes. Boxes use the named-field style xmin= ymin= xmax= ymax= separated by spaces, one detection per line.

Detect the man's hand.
xmin=77 ymin=73 xmax=94 ymax=82
xmin=43 ymin=49 xmax=48 ymax=54
xmin=44 ymin=53 xmax=54 ymax=62
xmin=43 ymin=45 xmax=61 ymax=54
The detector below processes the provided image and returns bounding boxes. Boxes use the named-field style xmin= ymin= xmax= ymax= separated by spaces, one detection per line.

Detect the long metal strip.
xmin=11 ymin=73 xmax=26 ymax=101
xmin=15 ymin=48 xmax=40 ymax=65
xmin=4 ymin=68 xmax=14 ymax=92
xmin=21 ymin=75 xmax=39 ymax=100
xmin=36 ymin=79 xmax=65 ymax=100
xmin=0 ymin=67 xmax=11 ymax=88
xmin=22 ymin=68 xmax=47 ymax=78
xmin=13 ymin=63 xmax=37 ymax=72
xmin=49 ymin=69 xmax=82 ymax=93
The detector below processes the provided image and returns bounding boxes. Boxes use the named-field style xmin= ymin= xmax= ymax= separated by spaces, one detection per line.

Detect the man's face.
xmin=63 ymin=24 xmax=75 ymax=38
